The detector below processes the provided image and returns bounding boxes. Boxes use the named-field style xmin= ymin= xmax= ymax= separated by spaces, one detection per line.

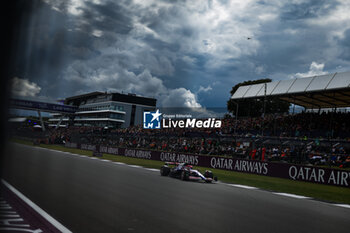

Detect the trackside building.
xmin=49 ymin=92 xmax=156 ymax=128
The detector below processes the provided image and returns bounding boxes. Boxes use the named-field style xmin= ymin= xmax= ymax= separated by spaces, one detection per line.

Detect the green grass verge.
xmin=11 ymin=138 xmax=350 ymax=204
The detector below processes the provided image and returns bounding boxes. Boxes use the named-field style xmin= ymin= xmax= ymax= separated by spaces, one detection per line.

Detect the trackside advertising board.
xmin=11 ymin=98 xmax=77 ymax=113
xmin=65 ymin=142 xmax=350 ymax=188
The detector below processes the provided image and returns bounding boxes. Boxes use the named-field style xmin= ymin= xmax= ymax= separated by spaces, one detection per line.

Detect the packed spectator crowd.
xmin=226 ymin=111 xmax=350 ymax=139
xmin=10 ymin=112 xmax=350 ymax=168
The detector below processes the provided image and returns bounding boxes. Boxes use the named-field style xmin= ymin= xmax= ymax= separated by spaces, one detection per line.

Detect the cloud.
xmin=197 ymin=85 xmax=212 ymax=94
xmin=11 ymin=77 xmax=41 ymax=97
xmin=11 ymin=0 xmax=350 ymax=109
xmin=92 ymin=29 xmax=103 ymax=37
xmin=306 ymin=0 xmax=350 ymax=38
xmin=337 ymin=28 xmax=350 ymax=61
xmin=43 ymin=0 xmax=270 ymax=69
xmin=182 ymin=55 xmax=197 ymax=66
xmin=290 ymin=62 xmax=328 ymax=78
xmin=63 ymin=58 xmax=200 ymax=107
xmin=160 ymin=88 xmax=201 ymax=108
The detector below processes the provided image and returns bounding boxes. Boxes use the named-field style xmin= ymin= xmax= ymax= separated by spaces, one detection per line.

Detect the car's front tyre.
xmin=204 ymin=170 xmax=214 ymax=179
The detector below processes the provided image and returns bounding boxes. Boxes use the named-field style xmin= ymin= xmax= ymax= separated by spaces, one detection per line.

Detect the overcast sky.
xmin=10 ymin=0 xmax=350 ymax=107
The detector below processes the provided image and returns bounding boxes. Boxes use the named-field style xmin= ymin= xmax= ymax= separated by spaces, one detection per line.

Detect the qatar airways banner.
xmin=65 ymin=142 xmax=350 ymax=188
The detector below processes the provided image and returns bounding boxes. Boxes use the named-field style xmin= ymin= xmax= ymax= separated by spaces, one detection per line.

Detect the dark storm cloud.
xmin=338 ymin=29 xmax=350 ymax=60
xmin=80 ymin=1 xmax=133 ymax=34
xmin=11 ymin=0 xmax=350 ymax=107
xmin=10 ymin=1 xmax=73 ymax=97
xmin=229 ymin=0 xmax=350 ymax=81
xmin=280 ymin=0 xmax=338 ymax=21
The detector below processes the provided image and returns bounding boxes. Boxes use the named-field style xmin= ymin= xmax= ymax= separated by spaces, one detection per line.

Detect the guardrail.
xmin=65 ymin=142 xmax=350 ymax=188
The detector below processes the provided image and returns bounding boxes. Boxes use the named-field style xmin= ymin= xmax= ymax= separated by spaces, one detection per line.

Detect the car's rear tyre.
xmin=181 ymin=170 xmax=189 ymax=181
xmin=160 ymin=166 xmax=170 ymax=176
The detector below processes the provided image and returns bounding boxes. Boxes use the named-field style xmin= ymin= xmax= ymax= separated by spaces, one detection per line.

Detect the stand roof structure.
xmin=231 ymin=71 xmax=350 ymax=109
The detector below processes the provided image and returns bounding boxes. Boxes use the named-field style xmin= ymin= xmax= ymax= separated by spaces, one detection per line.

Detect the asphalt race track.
xmin=2 ymin=143 xmax=350 ymax=233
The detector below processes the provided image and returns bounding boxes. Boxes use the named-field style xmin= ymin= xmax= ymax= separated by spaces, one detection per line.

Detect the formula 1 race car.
xmin=160 ymin=162 xmax=218 ymax=183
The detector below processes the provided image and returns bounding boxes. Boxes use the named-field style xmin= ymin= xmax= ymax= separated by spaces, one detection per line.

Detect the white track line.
xmin=113 ymin=162 xmax=125 ymax=165
xmin=227 ymin=184 xmax=258 ymax=190
xmin=333 ymin=204 xmax=350 ymax=209
xmin=145 ymin=168 xmax=159 ymax=172
xmin=1 ymin=179 xmax=72 ymax=233
xmin=273 ymin=192 xmax=309 ymax=199
xmin=128 ymin=165 xmax=142 ymax=168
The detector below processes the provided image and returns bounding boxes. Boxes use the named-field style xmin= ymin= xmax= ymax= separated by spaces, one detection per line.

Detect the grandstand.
xmin=231 ymin=71 xmax=350 ymax=109
xmin=9 ymin=72 xmax=350 ymax=168
xmin=230 ymin=71 xmax=350 ymax=138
